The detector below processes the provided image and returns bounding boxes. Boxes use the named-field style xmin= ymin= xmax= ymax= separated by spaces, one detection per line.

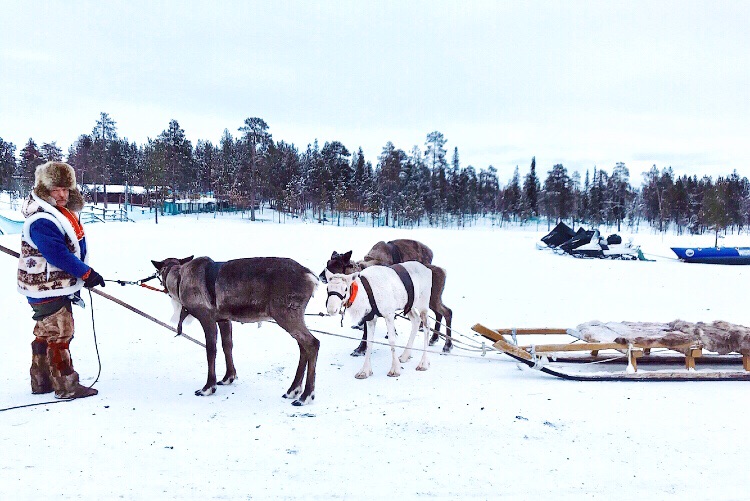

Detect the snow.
xmin=2 ymin=212 xmax=750 ymax=499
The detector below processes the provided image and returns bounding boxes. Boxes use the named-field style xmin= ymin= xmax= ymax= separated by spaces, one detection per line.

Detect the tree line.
xmin=1 ymin=112 xmax=748 ymax=235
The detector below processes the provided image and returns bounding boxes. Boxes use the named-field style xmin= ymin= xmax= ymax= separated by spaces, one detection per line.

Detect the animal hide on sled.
xmin=577 ymin=320 xmax=750 ymax=354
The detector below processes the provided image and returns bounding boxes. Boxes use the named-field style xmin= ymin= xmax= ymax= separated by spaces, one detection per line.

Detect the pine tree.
xmin=157 ymin=119 xmax=194 ymax=199
xmin=18 ymin=139 xmax=43 ymax=196
xmin=0 ymin=137 xmax=17 ymax=192
xmin=377 ymin=141 xmax=405 ymax=227
xmin=504 ymin=166 xmax=522 ymax=222
xmin=424 ymin=131 xmax=448 ymax=224
xmin=542 ymin=163 xmax=572 ymax=224
xmin=67 ymin=135 xmax=96 ymax=190
xmin=478 ymin=165 xmax=500 ymax=218
xmin=238 ymin=117 xmax=272 ymax=221
xmin=701 ymin=180 xmax=730 ymax=246
xmin=521 ymin=157 xmax=540 ymax=220
xmin=91 ymin=112 xmax=119 ymax=202
xmin=40 ymin=142 xmax=63 ymax=161
xmin=609 ymin=162 xmax=631 ymax=231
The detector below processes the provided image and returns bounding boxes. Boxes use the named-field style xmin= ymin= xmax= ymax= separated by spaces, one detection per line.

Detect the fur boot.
xmin=30 ymin=338 xmax=53 ymax=394
xmin=48 ymin=341 xmax=97 ymax=399
xmin=51 ymin=372 xmax=98 ymax=399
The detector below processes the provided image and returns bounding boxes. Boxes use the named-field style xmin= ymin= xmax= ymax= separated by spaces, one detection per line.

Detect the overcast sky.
xmin=2 ymin=1 xmax=748 ymax=186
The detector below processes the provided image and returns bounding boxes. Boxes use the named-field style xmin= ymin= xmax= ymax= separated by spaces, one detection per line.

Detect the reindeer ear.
xmin=179 ymin=256 xmax=194 ymax=265
xmin=350 ymin=272 xmax=359 ymax=282
xmin=151 ymin=259 xmax=164 ymax=270
xmin=324 ymin=269 xmax=334 ymax=282
xmin=331 ymin=251 xmax=339 ymax=259
xmin=343 ymin=250 xmax=353 ymax=261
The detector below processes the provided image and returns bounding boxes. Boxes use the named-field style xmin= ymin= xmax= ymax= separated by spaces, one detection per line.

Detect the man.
xmin=17 ymin=161 xmax=105 ymax=399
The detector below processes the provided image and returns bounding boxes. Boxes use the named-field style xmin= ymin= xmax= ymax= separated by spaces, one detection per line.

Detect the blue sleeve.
xmin=29 ymin=219 xmax=91 ymax=278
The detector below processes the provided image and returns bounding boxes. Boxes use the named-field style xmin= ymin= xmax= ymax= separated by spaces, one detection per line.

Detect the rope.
xmin=394 ymin=312 xmax=494 ymax=353
xmin=642 ymin=252 xmax=680 ymax=261
xmin=92 ymin=288 xmax=205 ymax=348
xmin=301 ymin=323 xmax=504 ymax=362
xmin=0 ymin=243 xmax=204 ymax=347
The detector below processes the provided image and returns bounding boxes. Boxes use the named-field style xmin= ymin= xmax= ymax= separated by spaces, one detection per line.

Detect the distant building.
xmin=83 ymin=184 xmax=147 ymax=206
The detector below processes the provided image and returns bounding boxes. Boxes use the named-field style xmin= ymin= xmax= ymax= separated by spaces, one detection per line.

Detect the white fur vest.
xmin=17 ymin=193 xmax=88 ymax=299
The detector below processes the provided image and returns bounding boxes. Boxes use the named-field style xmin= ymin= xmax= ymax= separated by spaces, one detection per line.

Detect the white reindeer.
xmin=325 ymin=262 xmax=433 ymax=379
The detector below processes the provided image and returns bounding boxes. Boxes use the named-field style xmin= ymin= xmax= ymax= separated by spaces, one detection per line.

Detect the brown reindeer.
xmin=152 ymin=256 xmax=320 ymax=406
xmin=319 ymin=239 xmax=452 ymax=355
xmin=318 ymin=239 xmax=434 ymax=279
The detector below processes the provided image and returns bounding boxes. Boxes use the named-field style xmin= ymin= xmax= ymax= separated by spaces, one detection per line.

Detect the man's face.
xmin=50 ymin=187 xmax=69 ymax=208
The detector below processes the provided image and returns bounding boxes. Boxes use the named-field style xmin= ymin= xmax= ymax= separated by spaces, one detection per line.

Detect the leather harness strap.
xmin=390 ymin=264 xmax=414 ymax=315
xmin=206 ymin=260 xmax=225 ymax=307
xmin=386 ymin=241 xmax=403 ymax=264
xmin=359 ymin=275 xmax=381 ymax=323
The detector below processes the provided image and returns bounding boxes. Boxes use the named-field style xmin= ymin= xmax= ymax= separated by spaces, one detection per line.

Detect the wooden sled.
xmin=472 ymin=323 xmax=750 ymax=381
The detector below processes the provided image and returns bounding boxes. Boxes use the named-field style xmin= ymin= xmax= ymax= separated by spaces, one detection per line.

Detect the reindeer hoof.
xmin=218 ymin=375 xmax=237 ymax=385
xmin=195 ymin=386 xmax=216 ymax=396
xmin=387 ymin=370 xmax=400 ymax=377
xmin=442 ymin=344 xmax=453 ymax=353
xmin=355 ymin=371 xmax=371 ymax=379
xmin=292 ymin=393 xmax=314 ymax=406
xmin=350 ymin=349 xmax=365 ymax=357
xmin=282 ymin=387 xmax=302 ymax=399
xmin=398 ymin=355 xmax=412 ymax=363
xmin=416 ymin=364 xmax=429 ymax=371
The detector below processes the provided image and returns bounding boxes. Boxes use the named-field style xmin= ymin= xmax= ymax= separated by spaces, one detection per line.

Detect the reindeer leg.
xmin=416 ymin=312 xmax=431 ymax=371
xmin=283 ymin=339 xmax=307 ymax=401
xmin=217 ymin=320 xmax=237 ymax=385
xmin=355 ymin=320 xmax=375 ymax=379
xmin=292 ymin=328 xmax=319 ymax=406
xmin=429 ymin=313 xmax=442 ymax=345
xmin=273 ymin=310 xmax=319 ymax=405
xmin=351 ymin=323 xmax=368 ymax=356
xmin=196 ymin=317 xmax=218 ymax=396
xmin=441 ymin=305 xmax=453 ymax=353
xmin=386 ymin=315 xmax=401 ymax=377
xmin=176 ymin=307 xmax=190 ymax=337
xmin=399 ymin=311 xmax=420 ymax=363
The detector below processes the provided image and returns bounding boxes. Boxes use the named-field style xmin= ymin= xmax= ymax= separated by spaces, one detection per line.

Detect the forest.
xmin=2 ymin=112 xmax=749 ymax=235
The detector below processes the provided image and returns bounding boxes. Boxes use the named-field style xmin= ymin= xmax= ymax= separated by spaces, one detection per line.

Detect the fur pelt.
xmin=577 ymin=319 xmax=750 ymax=355
xmin=33 ymin=161 xmax=84 ymax=212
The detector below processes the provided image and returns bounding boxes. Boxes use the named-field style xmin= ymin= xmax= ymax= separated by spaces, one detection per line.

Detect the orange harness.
xmin=140 ymin=283 xmax=167 ymax=293
xmin=345 ymin=282 xmax=358 ymax=307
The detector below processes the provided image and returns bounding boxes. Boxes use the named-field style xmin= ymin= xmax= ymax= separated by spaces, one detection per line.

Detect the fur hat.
xmin=33 ymin=161 xmax=84 ymax=212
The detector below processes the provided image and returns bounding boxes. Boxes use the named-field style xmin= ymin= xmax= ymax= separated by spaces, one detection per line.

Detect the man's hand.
xmin=83 ymin=269 xmax=105 ymax=288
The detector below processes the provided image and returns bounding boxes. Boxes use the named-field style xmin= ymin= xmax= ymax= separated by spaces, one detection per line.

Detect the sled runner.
xmin=473 ymin=321 xmax=750 ymax=381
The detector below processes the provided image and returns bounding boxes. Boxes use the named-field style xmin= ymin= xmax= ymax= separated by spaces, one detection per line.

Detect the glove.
xmin=83 ymin=269 xmax=105 ymax=288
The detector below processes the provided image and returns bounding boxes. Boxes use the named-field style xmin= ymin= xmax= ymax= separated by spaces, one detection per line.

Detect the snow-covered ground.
xmin=2 ymin=210 xmax=750 ymax=500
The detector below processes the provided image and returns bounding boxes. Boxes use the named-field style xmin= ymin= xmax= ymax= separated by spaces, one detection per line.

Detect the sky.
xmin=2 ymin=1 xmax=749 ymax=186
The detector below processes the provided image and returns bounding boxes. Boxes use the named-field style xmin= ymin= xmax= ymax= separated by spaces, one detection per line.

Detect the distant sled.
xmin=538 ymin=222 xmax=645 ymax=261
xmin=671 ymin=247 xmax=750 ymax=265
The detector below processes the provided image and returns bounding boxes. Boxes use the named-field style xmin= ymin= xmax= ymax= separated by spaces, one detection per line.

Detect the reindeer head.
xmin=151 ymin=256 xmax=194 ymax=294
xmin=319 ymin=250 xmax=358 ymax=283
xmin=324 ymin=269 xmax=358 ymax=315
